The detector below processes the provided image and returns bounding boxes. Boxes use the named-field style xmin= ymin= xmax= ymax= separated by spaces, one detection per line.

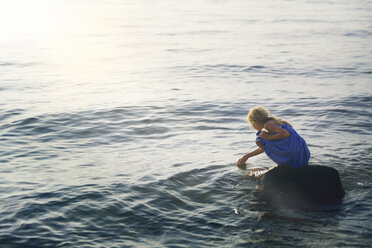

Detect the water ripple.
xmin=170 ymin=64 xmax=369 ymax=78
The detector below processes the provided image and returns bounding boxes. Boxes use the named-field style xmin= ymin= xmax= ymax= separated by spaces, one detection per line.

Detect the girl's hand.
xmin=236 ymin=148 xmax=264 ymax=170
xmin=236 ymin=155 xmax=248 ymax=169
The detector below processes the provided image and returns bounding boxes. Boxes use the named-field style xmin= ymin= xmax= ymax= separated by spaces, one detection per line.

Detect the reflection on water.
xmin=0 ymin=0 xmax=372 ymax=247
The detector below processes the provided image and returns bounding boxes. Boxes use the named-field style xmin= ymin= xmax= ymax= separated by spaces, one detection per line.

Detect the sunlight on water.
xmin=0 ymin=0 xmax=56 ymax=38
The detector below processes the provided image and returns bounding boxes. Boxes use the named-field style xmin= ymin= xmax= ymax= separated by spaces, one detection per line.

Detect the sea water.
xmin=0 ymin=0 xmax=371 ymax=247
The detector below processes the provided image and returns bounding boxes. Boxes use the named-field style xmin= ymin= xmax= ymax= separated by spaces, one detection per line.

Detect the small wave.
xmin=0 ymin=109 xmax=23 ymax=122
xmin=343 ymin=30 xmax=372 ymax=37
xmin=131 ymin=126 xmax=170 ymax=136
xmin=170 ymin=64 xmax=368 ymax=78
xmin=0 ymin=61 xmax=38 ymax=67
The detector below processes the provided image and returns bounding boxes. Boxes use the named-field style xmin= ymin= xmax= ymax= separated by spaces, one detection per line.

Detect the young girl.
xmin=237 ymin=106 xmax=310 ymax=169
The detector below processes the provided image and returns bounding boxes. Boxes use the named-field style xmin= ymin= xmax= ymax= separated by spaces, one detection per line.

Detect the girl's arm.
xmin=259 ymin=121 xmax=289 ymax=140
xmin=237 ymin=147 xmax=264 ymax=168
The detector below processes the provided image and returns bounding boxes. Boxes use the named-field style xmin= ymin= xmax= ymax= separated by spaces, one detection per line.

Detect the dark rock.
xmin=258 ymin=165 xmax=345 ymax=204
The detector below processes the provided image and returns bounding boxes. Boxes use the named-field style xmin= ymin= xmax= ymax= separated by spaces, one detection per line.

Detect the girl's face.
xmin=252 ymin=122 xmax=264 ymax=131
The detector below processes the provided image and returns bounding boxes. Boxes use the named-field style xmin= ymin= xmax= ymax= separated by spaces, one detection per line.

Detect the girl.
xmin=237 ymin=106 xmax=310 ymax=169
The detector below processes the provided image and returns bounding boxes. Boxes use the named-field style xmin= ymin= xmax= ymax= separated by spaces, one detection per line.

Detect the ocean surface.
xmin=1 ymin=0 xmax=372 ymax=247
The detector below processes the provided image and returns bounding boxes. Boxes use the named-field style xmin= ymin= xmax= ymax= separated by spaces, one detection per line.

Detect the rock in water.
xmin=258 ymin=165 xmax=345 ymax=204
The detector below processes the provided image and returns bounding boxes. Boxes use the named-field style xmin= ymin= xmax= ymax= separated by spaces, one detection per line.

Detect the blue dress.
xmin=256 ymin=124 xmax=310 ymax=168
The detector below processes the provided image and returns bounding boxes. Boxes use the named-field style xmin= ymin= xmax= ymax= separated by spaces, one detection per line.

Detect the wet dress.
xmin=256 ymin=124 xmax=310 ymax=168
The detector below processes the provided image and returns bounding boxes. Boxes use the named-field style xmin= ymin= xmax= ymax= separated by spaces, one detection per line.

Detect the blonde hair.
xmin=247 ymin=106 xmax=292 ymax=127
